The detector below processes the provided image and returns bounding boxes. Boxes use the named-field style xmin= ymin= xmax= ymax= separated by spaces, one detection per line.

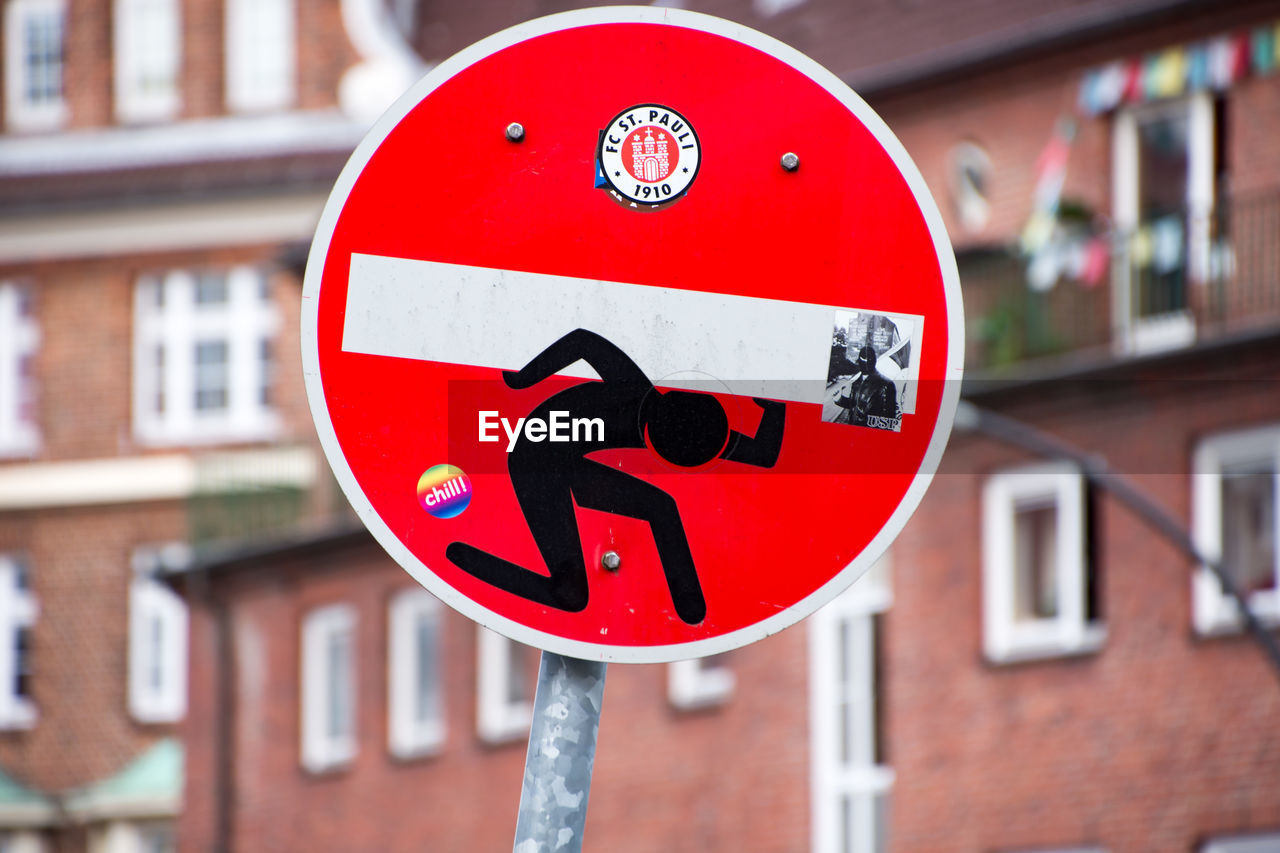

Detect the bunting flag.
xmin=1078 ymin=24 xmax=1271 ymax=115
xmin=1020 ymin=119 xmax=1080 ymax=292
xmin=1253 ymin=26 xmax=1277 ymax=74
xmin=1019 ymin=119 xmax=1074 ymax=256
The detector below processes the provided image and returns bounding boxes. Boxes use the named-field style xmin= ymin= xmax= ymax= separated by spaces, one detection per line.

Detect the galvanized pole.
xmin=513 ymin=651 xmax=607 ymax=853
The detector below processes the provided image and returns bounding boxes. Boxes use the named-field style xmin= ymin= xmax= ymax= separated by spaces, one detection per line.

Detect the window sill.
xmin=477 ymin=710 xmax=531 ymax=746
xmin=5 ymin=105 xmax=68 ymax=135
xmin=388 ymin=736 xmax=444 ymax=762
xmin=1194 ymin=612 xmax=1280 ymax=639
xmin=129 ymin=707 xmax=184 ymax=726
xmin=0 ymin=705 xmax=37 ymax=731
xmin=300 ymin=749 xmax=355 ymax=776
xmin=132 ymin=419 xmax=282 ymax=449
xmin=985 ymin=625 xmax=1107 ymax=665
xmin=0 ymin=441 xmax=39 ymax=460
xmin=1194 ymin=590 xmax=1280 ymax=638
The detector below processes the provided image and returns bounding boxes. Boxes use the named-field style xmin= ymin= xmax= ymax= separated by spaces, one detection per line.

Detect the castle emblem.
xmin=598 ymin=104 xmax=701 ymax=208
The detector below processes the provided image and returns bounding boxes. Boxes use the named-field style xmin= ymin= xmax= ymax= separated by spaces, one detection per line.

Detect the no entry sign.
xmin=302 ymin=7 xmax=963 ymax=662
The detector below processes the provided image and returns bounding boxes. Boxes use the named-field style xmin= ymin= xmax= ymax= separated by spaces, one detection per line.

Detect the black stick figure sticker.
xmin=446 ymin=329 xmax=785 ymax=625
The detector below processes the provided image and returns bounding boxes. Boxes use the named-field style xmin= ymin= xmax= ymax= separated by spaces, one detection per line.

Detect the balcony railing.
xmin=185 ymin=445 xmax=335 ymax=547
xmin=961 ymin=191 xmax=1280 ymax=372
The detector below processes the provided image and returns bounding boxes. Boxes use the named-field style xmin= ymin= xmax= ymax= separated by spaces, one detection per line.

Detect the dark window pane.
xmin=1013 ymin=499 xmax=1058 ymax=620
xmin=1222 ymin=462 xmax=1277 ymax=595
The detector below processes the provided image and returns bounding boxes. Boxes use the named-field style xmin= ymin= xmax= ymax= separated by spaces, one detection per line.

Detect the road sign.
xmin=302 ymin=7 xmax=963 ymax=663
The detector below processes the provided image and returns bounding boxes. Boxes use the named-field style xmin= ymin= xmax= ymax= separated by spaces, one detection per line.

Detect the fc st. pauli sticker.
xmin=598 ymin=104 xmax=701 ymax=207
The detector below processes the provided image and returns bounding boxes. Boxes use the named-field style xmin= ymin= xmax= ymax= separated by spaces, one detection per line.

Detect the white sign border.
xmin=301 ymin=5 xmax=965 ymax=664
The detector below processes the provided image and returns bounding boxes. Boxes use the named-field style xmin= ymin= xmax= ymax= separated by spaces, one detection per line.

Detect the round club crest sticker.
xmin=598 ymin=104 xmax=700 ymax=207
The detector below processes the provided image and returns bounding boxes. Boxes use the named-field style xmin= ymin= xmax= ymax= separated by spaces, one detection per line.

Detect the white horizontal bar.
xmin=344 ymin=254 xmax=844 ymax=402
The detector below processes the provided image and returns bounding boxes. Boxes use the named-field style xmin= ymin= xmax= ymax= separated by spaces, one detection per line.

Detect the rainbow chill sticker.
xmin=417 ymin=464 xmax=472 ymax=519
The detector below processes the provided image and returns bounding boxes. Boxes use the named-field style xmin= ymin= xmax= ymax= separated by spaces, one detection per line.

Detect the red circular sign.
xmin=302 ymin=8 xmax=963 ymax=662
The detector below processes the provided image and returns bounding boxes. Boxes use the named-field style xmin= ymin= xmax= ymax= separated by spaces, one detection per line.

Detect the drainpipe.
xmin=188 ymin=567 xmax=236 ymax=853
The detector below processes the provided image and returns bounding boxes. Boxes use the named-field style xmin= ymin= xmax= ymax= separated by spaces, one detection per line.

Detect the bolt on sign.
xmin=302 ymin=7 xmax=964 ymax=663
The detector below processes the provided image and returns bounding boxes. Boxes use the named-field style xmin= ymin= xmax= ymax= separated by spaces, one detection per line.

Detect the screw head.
xmin=505 ymin=122 xmax=525 ymax=143
xmin=780 ymin=151 xmax=800 ymax=172
xmin=601 ymin=551 xmax=621 ymax=572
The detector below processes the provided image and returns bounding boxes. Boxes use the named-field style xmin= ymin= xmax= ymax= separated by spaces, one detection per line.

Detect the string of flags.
xmin=1078 ymin=23 xmax=1280 ymax=115
xmin=1013 ymin=25 xmax=1270 ymax=292
xmin=1019 ymin=118 xmax=1112 ymax=292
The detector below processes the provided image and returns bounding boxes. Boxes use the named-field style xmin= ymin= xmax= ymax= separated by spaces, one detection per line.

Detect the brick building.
xmin=3 ymin=0 xmax=1280 ymax=852
xmin=0 ymin=0 xmax=421 ymax=849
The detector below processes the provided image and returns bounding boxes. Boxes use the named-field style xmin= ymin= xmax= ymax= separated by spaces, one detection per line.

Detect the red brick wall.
xmin=888 ymin=340 xmax=1280 ymax=852
xmin=0 ymin=501 xmax=186 ymax=792
xmin=179 ymin=541 xmax=810 ymax=853
xmin=0 ymin=245 xmax=313 ymax=464
xmin=64 ymin=0 xmax=113 ymax=129
xmin=1 ymin=0 xmax=354 ymax=133
xmin=874 ymin=5 xmax=1280 ymax=252
xmin=0 ymin=245 xmax=318 ymax=797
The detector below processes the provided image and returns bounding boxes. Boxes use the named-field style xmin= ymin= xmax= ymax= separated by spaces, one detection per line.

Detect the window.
xmin=0 ymin=553 xmax=36 ymax=729
xmin=947 ymin=141 xmax=992 ymax=233
xmin=128 ymin=546 xmax=189 ymax=724
xmin=388 ymin=588 xmax=444 ymax=758
xmin=982 ymin=462 xmax=1103 ymax=661
xmin=0 ymin=283 xmax=38 ymax=456
xmin=1192 ymin=425 xmax=1280 ymax=634
xmin=1112 ymin=93 xmax=1216 ymax=353
xmin=3 ymin=0 xmax=67 ymax=131
xmin=132 ymin=267 xmax=279 ymax=444
xmin=225 ymin=0 xmax=295 ymax=112
xmin=113 ymin=0 xmax=180 ymax=122
xmin=667 ymin=655 xmax=734 ymax=710
xmin=300 ymin=604 xmax=356 ymax=772
xmin=476 ymin=627 xmax=534 ymax=744
xmin=810 ymin=556 xmax=893 ymax=853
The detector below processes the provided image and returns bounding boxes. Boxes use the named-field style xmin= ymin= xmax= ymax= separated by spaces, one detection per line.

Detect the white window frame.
xmin=128 ymin=545 xmax=190 ymax=724
xmin=1192 ymin=424 xmax=1280 ymax=635
xmin=112 ymin=0 xmax=181 ymax=123
xmin=3 ymin=0 xmax=67 ymax=131
xmin=132 ymin=267 xmax=280 ymax=445
xmin=300 ymin=604 xmax=356 ymax=773
xmin=225 ymin=0 xmax=296 ymax=113
xmin=667 ymin=656 xmax=734 ymax=710
xmin=0 ymin=553 xmax=36 ymax=730
xmin=810 ymin=556 xmax=894 ymax=853
xmin=387 ymin=588 xmax=445 ymax=759
xmin=1111 ymin=93 xmax=1213 ymax=355
xmin=476 ymin=627 xmax=532 ymax=744
xmin=0 ymin=282 xmax=39 ymax=457
xmin=983 ymin=461 xmax=1104 ymax=662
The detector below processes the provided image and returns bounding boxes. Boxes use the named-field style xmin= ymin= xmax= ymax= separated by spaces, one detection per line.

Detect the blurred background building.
xmin=0 ymin=0 xmax=1278 ymax=851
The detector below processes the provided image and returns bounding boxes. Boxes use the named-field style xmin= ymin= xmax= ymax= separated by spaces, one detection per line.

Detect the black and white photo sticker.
xmin=822 ymin=309 xmax=923 ymax=432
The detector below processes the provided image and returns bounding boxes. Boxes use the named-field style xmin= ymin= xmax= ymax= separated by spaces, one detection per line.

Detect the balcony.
xmin=961 ymin=191 xmax=1280 ymax=372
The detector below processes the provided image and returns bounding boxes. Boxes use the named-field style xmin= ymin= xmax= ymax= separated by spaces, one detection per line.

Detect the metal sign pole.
xmin=513 ymin=651 xmax=607 ymax=853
